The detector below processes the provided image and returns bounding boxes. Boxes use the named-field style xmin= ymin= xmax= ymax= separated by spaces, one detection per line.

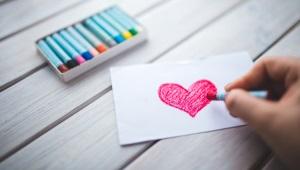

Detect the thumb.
xmin=225 ymin=89 xmax=275 ymax=128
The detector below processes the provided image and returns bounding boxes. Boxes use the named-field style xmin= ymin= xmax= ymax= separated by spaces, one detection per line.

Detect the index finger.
xmin=225 ymin=57 xmax=297 ymax=91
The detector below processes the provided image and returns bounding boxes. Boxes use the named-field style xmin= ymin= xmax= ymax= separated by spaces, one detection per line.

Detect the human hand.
xmin=224 ymin=57 xmax=300 ymax=169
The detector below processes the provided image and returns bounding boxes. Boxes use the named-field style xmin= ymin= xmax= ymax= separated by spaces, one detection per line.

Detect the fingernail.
xmin=224 ymin=82 xmax=232 ymax=91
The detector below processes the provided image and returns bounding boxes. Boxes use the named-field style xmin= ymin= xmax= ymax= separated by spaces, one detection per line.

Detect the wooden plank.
xmin=128 ymin=128 xmax=268 ymax=170
xmin=0 ymin=0 xmax=242 ymax=160
xmin=262 ymin=156 xmax=289 ymax=170
xmin=1 ymin=0 xmax=300 ymax=169
xmin=0 ymin=0 xmax=166 ymax=91
xmin=0 ymin=0 xmax=86 ymax=40
xmin=0 ymin=0 xmax=167 ymax=159
xmin=156 ymin=2 xmax=300 ymax=64
xmin=262 ymin=22 xmax=300 ymax=57
xmin=126 ymin=3 xmax=300 ymax=169
xmin=259 ymin=23 xmax=300 ymax=170
xmin=0 ymin=92 xmax=153 ymax=169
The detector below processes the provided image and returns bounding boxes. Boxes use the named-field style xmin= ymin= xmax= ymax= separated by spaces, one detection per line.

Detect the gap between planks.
xmin=0 ymin=0 xmax=245 ymax=93
xmin=0 ymin=0 xmax=173 ymax=93
xmin=0 ymin=0 xmax=245 ymax=163
xmin=0 ymin=0 xmax=243 ymax=161
xmin=254 ymin=20 xmax=300 ymax=61
xmin=0 ymin=0 xmax=173 ymax=162
xmin=119 ymin=141 xmax=159 ymax=170
xmin=0 ymin=0 xmax=296 ymax=163
xmin=147 ymin=0 xmax=246 ymax=64
xmin=0 ymin=86 xmax=111 ymax=162
xmin=123 ymin=20 xmax=300 ymax=170
xmin=250 ymin=152 xmax=273 ymax=170
xmin=262 ymin=155 xmax=290 ymax=170
xmin=2 ymin=0 xmax=300 ymax=168
xmin=0 ymin=0 xmax=92 ymax=42
xmin=249 ymin=20 xmax=300 ymax=170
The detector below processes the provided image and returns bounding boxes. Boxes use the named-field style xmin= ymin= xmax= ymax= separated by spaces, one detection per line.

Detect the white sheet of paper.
xmin=111 ymin=52 xmax=253 ymax=145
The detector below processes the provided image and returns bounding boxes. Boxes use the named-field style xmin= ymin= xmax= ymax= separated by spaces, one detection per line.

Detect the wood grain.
xmin=259 ymin=23 xmax=300 ymax=170
xmin=0 ymin=0 xmax=241 ymax=161
xmin=0 ymin=0 xmax=166 ymax=90
xmin=126 ymin=7 xmax=300 ymax=169
xmin=127 ymin=127 xmax=268 ymax=170
xmin=0 ymin=0 xmax=166 ymax=158
xmin=0 ymin=92 xmax=153 ymax=169
xmin=0 ymin=0 xmax=86 ymax=40
xmin=1 ymin=0 xmax=300 ymax=169
xmin=262 ymin=22 xmax=300 ymax=58
xmin=157 ymin=1 xmax=300 ymax=63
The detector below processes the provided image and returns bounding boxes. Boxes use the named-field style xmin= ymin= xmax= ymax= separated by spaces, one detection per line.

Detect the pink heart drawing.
xmin=158 ymin=80 xmax=217 ymax=117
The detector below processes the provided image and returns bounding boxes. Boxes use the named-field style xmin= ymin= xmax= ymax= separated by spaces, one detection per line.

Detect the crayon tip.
xmin=106 ymin=40 xmax=117 ymax=47
xmin=75 ymin=55 xmax=86 ymax=64
xmin=207 ymin=91 xmax=217 ymax=100
xmin=89 ymin=48 xmax=100 ymax=56
xmin=81 ymin=51 xmax=93 ymax=60
xmin=58 ymin=65 xmax=69 ymax=73
xmin=66 ymin=59 xmax=78 ymax=68
xmin=122 ymin=31 xmax=132 ymax=39
xmin=96 ymin=44 xmax=107 ymax=53
xmin=114 ymin=35 xmax=125 ymax=43
xmin=129 ymin=28 xmax=138 ymax=36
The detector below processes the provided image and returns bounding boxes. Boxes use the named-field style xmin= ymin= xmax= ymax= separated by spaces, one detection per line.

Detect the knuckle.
xmin=225 ymin=90 xmax=241 ymax=115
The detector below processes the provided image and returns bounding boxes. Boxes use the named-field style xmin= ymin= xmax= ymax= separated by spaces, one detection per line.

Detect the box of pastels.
xmin=36 ymin=6 xmax=146 ymax=81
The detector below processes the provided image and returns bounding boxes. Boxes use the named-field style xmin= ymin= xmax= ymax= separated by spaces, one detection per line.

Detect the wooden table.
xmin=0 ymin=0 xmax=299 ymax=169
